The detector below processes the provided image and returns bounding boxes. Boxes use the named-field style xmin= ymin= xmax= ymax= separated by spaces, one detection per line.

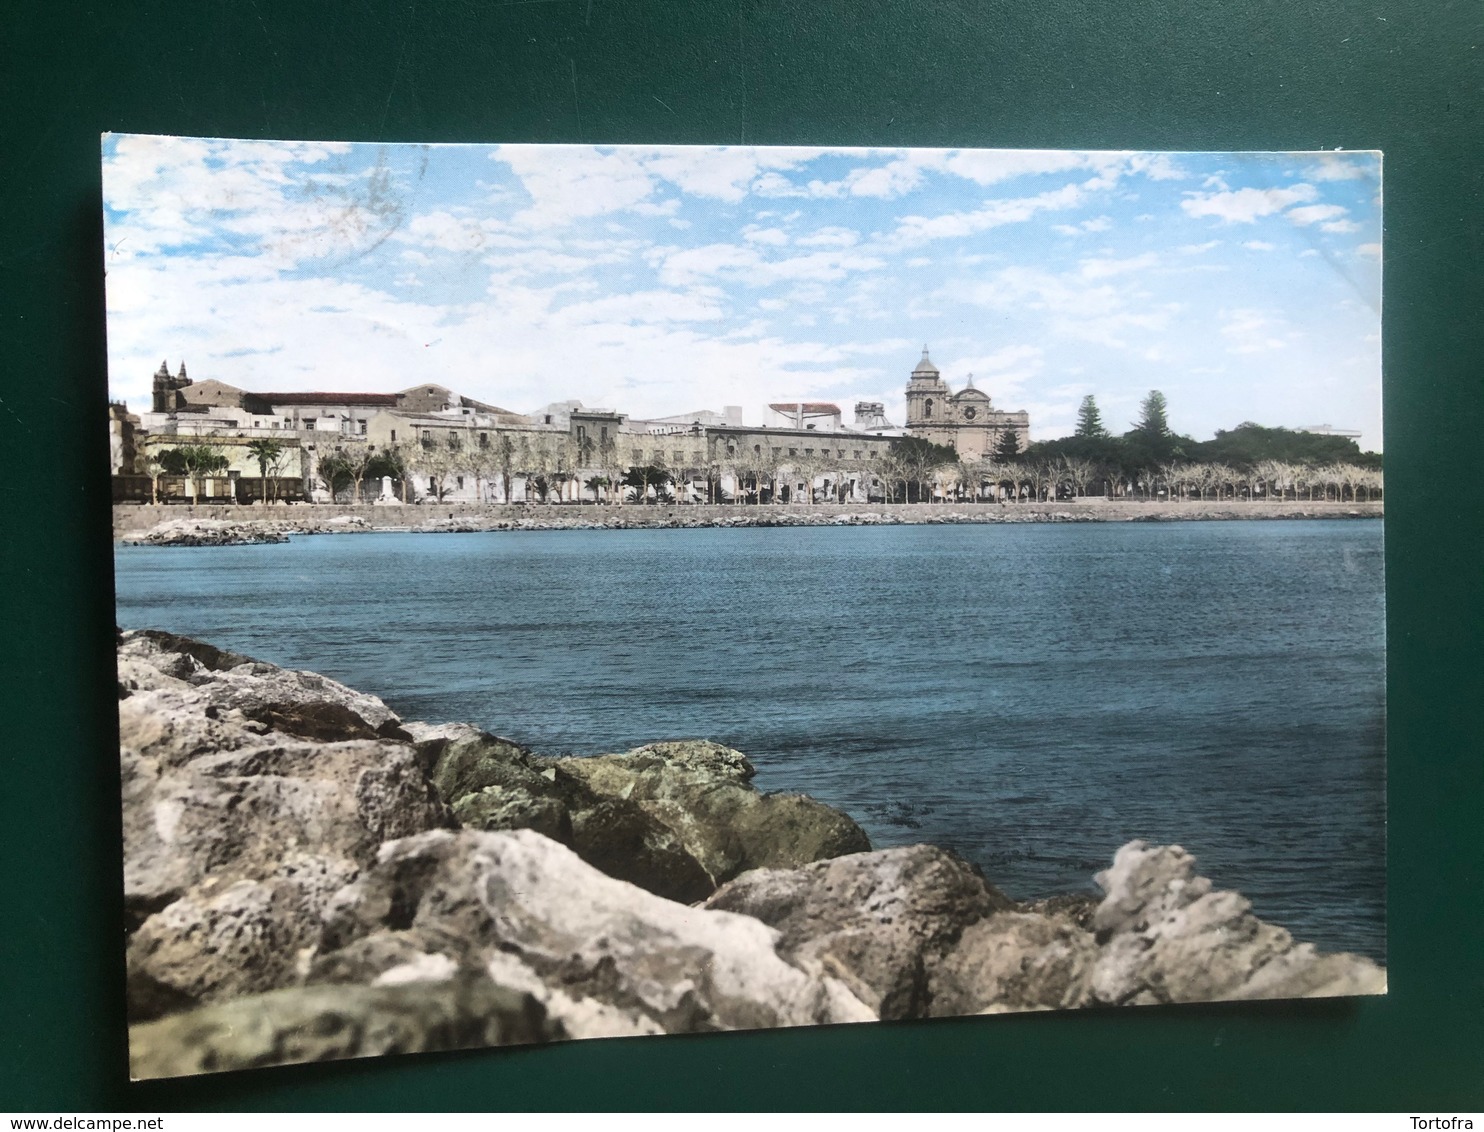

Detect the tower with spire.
xmin=151 ymin=359 xmax=193 ymax=413
xmin=904 ymin=345 xmax=951 ymax=428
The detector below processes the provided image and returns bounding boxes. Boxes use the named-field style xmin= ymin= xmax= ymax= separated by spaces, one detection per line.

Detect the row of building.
xmin=110 ymin=348 xmax=1032 ymax=504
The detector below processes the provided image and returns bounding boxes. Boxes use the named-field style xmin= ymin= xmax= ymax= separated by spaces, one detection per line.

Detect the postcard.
xmin=105 ymin=137 xmax=1385 ymax=1078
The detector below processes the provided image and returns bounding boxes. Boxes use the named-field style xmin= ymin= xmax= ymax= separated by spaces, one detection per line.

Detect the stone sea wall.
xmin=118 ymin=629 xmax=1386 ymax=1080
xmin=114 ymin=498 xmax=1384 ymax=544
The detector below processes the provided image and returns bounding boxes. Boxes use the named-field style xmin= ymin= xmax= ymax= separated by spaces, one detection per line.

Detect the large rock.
xmin=120 ymin=716 xmax=452 ymax=921
xmin=928 ymin=912 xmax=1099 ymax=1015
xmin=406 ymin=725 xmax=718 ymax=902
xmin=1089 ymin=841 xmax=1387 ymax=1005
xmin=117 ymin=632 xmax=454 ymax=1017
xmin=128 ymin=977 xmax=558 ymax=1080
xmin=407 ymin=729 xmax=871 ymax=903
xmin=555 ymin=740 xmax=872 ymax=888
xmin=120 ymin=629 xmax=408 ymax=742
xmin=314 ymin=828 xmax=876 ymax=1035
xmin=404 ymin=721 xmax=547 ymax=799
xmin=126 ymin=853 xmax=359 ymax=1021
xmin=704 ymin=844 xmax=1012 ymax=1019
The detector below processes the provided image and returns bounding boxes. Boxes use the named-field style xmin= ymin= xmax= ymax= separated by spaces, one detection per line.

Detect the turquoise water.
xmin=115 ymin=520 xmax=1387 ymax=959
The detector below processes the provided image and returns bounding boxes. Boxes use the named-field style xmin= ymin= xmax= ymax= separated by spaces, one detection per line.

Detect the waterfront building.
xmin=117 ymin=346 xmax=1032 ymax=504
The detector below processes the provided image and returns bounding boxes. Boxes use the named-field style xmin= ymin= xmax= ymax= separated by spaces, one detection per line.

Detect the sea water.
xmin=114 ymin=519 xmax=1387 ymax=959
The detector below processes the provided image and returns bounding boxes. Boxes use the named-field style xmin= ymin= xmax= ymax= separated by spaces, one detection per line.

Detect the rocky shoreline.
xmin=118 ymin=629 xmax=1386 ymax=1079
xmin=118 ymin=500 xmax=1385 ymax=547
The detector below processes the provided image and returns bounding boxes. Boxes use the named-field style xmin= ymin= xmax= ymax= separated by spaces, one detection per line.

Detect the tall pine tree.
xmin=1074 ymin=394 xmax=1109 ymax=438
xmin=1133 ymin=390 xmax=1172 ymax=440
xmin=995 ymin=426 xmax=1022 ymax=461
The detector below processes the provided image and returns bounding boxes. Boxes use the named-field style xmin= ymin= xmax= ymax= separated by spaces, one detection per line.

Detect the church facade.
xmin=904 ymin=346 xmax=1029 ymax=461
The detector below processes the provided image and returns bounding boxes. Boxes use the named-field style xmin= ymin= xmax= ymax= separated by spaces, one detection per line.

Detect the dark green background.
xmin=2 ymin=0 xmax=1480 ymax=1111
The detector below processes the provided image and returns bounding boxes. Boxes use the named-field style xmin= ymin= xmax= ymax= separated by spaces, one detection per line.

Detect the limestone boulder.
xmin=119 ymin=629 xmax=407 ymax=743
xmin=704 ymin=844 xmax=1012 ymax=1019
xmin=407 ymin=730 xmax=870 ymax=903
xmin=120 ymin=724 xmax=453 ymax=921
xmin=403 ymin=721 xmax=548 ymax=798
xmin=1021 ymin=891 xmax=1102 ymax=932
xmin=565 ymin=797 xmax=715 ymax=904
xmin=405 ymin=724 xmax=715 ymax=902
xmin=1089 ymin=840 xmax=1387 ymax=1005
xmin=126 ymin=853 xmax=359 ymax=1021
xmin=316 ymin=828 xmax=876 ymax=1035
xmin=128 ymin=976 xmax=558 ymax=1080
xmin=928 ymin=911 xmax=1098 ymax=1015
xmin=452 ymin=784 xmax=572 ymax=845
xmin=556 ymin=740 xmax=872 ymax=887
xmin=117 ymin=631 xmax=455 ymax=1018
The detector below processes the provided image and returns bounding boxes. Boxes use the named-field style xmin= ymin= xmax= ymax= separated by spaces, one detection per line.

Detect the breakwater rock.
xmin=122 ymin=518 xmax=292 ymax=546
xmin=118 ymin=629 xmax=1386 ymax=1079
xmin=114 ymin=499 xmax=1385 ymax=544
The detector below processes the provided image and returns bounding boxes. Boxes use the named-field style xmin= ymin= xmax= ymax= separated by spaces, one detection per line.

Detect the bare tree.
xmin=1059 ymin=455 xmax=1096 ymax=499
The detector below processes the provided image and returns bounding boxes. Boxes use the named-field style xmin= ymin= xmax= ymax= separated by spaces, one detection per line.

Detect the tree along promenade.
xmin=112 ymin=497 xmax=1383 ymax=539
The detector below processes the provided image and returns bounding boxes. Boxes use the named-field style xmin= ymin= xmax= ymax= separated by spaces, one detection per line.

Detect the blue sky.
xmin=103 ymin=138 xmax=1382 ymax=448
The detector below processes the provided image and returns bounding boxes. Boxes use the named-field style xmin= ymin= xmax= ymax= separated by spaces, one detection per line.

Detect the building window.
xmin=853 ymin=450 xmax=860 ymax=459
xmin=544 ymin=415 xmax=553 ymax=425
xmin=789 ymin=448 xmax=797 ymax=456
xmin=358 ymin=420 xmax=368 ymax=435
xmin=421 ymin=430 xmax=432 ymax=444
xmin=753 ymin=444 xmax=761 ymax=454
xmin=804 ymin=448 xmax=813 ymax=456
xmin=772 ymin=447 xmax=781 ymax=456
xmin=924 ymin=399 xmax=934 ymax=418
xmin=390 ymin=430 xmax=397 ymax=442
xmin=480 ymin=432 xmax=489 ymax=449
xmin=457 ymin=476 xmax=465 ymax=489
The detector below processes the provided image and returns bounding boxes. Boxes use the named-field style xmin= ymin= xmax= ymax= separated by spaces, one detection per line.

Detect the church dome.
xmin=911 ymin=345 xmax=940 ymax=377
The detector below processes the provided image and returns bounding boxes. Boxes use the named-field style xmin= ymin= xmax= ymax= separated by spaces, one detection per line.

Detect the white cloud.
xmin=657 ymin=243 xmax=885 ymax=288
xmin=1357 ymin=243 xmax=1382 ymax=258
xmin=742 ymin=226 xmax=790 ymax=246
xmin=795 ymin=226 xmax=860 ymax=249
xmin=1053 ymin=215 xmax=1114 ymax=236
xmin=1181 ymin=183 xmax=1318 ymax=223
xmin=962 ymin=265 xmax=1170 ymax=349
xmin=1179 ymin=240 xmax=1221 ymax=254
xmin=1305 ymin=153 xmax=1374 ymax=182
xmin=889 ymin=183 xmax=1084 ymax=246
xmin=1078 ymin=252 xmax=1158 ymax=280
xmin=640 ymin=146 xmax=822 ymax=202
xmin=102 ymin=135 xmax=397 ymax=268
xmin=945 ymin=344 xmax=1045 ymax=400
xmin=1320 ymin=219 xmax=1361 ymax=234
xmin=1287 ymin=204 xmax=1349 ymax=227
xmin=1220 ymin=308 xmax=1288 ymax=354
xmin=493 ymin=146 xmax=656 ymax=227
xmin=1242 ymin=241 xmax=1276 ymax=251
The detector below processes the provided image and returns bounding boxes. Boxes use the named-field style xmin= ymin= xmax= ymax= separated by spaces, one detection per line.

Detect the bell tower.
xmin=904 ymin=345 xmax=949 ymax=428
xmin=151 ymin=359 xmax=193 ymax=413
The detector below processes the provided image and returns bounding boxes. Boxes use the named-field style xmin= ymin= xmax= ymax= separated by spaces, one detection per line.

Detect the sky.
xmin=102 ymin=137 xmax=1383 ymax=449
